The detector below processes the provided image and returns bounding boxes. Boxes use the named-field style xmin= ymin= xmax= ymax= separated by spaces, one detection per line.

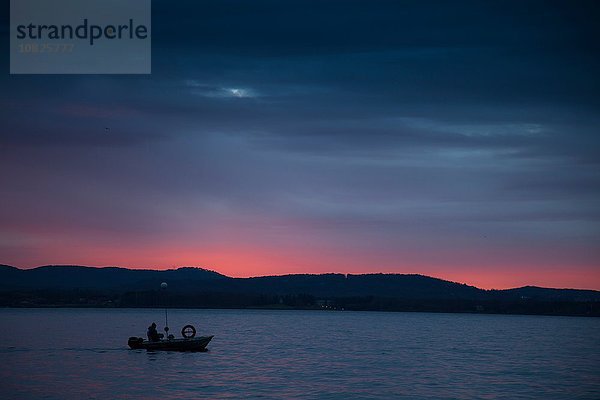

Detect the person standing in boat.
xmin=147 ymin=322 xmax=161 ymax=341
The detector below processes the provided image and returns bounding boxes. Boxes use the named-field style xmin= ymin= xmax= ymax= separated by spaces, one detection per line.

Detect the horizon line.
xmin=2 ymin=263 xmax=598 ymax=292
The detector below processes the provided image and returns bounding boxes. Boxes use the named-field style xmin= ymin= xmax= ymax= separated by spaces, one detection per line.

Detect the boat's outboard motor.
xmin=128 ymin=337 xmax=144 ymax=349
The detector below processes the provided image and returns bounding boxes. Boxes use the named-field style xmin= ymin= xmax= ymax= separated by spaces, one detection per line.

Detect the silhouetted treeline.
xmin=1 ymin=264 xmax=598 ymax=317
xmin=1 ymin=288 xmax=597 ymax=317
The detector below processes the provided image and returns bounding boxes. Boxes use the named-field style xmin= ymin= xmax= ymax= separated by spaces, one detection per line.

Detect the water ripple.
xmin=0 ymin=309 xmax=598 ymax=399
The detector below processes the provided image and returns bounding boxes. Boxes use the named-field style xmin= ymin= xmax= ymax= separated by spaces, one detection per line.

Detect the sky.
xmin=1 ymin=0 xmax=599 ymax=289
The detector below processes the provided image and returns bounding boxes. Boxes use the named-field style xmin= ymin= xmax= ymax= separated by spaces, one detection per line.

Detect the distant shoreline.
xmin=2 ymin=304 xmax=598 ymax=318
xmin=2 ymin=265 xmax=598 ymax=317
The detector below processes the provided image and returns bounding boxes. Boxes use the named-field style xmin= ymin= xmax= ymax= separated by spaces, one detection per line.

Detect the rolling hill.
xmin=1 ymin=264 xmax=598 ymax=316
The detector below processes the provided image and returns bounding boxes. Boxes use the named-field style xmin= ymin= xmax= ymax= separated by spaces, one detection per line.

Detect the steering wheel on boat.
xmin=181 ymin=324 xmax=196 ymax=338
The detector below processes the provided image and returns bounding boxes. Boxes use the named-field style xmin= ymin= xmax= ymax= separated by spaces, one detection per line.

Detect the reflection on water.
xmin=0 ymin=308 xmax=598 ymax=399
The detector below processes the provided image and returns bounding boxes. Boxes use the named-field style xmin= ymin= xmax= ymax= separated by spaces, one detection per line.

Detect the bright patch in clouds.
xmin=185 ymin=80 xmax=257 ymax=98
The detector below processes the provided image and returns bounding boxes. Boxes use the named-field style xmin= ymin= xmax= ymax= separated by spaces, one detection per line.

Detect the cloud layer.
xmin=1 ymin=0 xmax=599 ymax=288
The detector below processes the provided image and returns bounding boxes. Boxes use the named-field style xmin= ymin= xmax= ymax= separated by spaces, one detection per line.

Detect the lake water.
xmin=0 ymin=308 xmax=598 ymax=399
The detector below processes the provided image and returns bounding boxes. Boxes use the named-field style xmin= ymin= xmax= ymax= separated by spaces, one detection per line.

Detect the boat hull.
xmin=128 ymin=335 xmax=213 ymax=351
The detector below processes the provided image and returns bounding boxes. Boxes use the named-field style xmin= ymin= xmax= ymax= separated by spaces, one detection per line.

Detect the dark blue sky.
xmin=1 ymin=1 xmax=599 ymax=288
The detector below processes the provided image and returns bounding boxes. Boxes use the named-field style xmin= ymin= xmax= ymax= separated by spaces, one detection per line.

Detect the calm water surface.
xmin=0 ymin=308 xmax=598 ymax=399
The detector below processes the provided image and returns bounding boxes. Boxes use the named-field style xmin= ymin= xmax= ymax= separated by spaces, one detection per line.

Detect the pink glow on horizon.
xmin=2 ymin=184 xmax=599 ymax=291
xmin=4 ymin=243 xmax=599 ymax=290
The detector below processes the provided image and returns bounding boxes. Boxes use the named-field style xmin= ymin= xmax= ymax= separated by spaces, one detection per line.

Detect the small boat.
xmin=128 ymin=334 xmax=214 ymax=352
xmin=128 ymin=283 xmax=214 ymax=352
